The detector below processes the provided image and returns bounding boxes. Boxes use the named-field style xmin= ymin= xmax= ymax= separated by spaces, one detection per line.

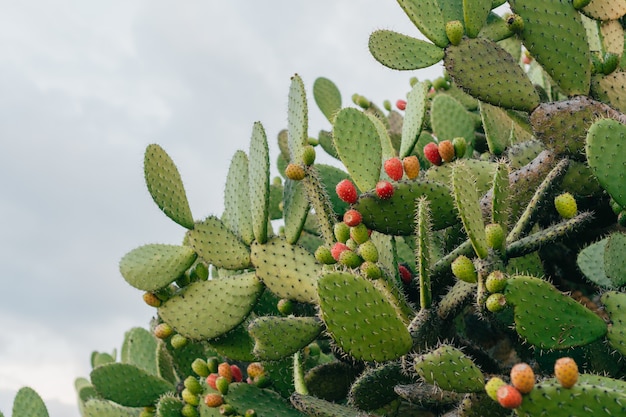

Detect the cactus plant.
xmin=8 ymin=1 xmax=626 ymax=416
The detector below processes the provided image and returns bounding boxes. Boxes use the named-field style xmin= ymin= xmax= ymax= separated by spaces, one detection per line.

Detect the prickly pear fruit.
xmin=396 ymin=99 xmax=407 ymax=110
xmin=285 ymin=163 xmax=306 ymax=181
xmin=485 ymin=293 xmax=506 ymax=312
xmin=384 ymin=157 xmax=404 ymax=181
xmin=497 ymin=385 xmax=522 ymax=409
xmin=445 ymin=20 xmax=464 ymax=46
xmin=554 ymin=357 xmax=579 ymax=388
xmin=438 ymin=140 xmax=455 ymax=163
xmin=554 ymin=192 xmax=577 ymax=219
xmin=343 ymin=209 xmax=362 ymax=227
xmin=451 ymin=255 xmax=477 ymax=283
xmin=375 ymin=180 xmax=394 ymax=199
xmin=485 ymin=377 xmax=507 ymax=401
xmin=402 ymin=155 xmax=420 ymax=179
xmin=510 ymin=363 xmax=535 ymax=394
xmin=336 ymin=179 xmax=358 ymax=204
xmin=424 ymin=142 xmax=442 ymax=166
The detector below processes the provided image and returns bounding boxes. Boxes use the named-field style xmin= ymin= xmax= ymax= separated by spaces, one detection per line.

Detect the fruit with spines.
xmin=438 ymin=140 xmax=455 ymax=163
xmin=396 ymin=99 xmax=407 ymax=110
xmin=375 ymin=180 xmax=394 ymax=199
xmin=496 ymin=385 xmax=522 ymax=409
xmin=451 ymin=255 xmax=478 ymax=283
xmin=445 ymin=20 xmax=464 ymax=46
xmin=302 ymin=145 xmax=316 ymax=166
xmin=335 ymin=179 xmax=358 ymax=204
xmin=350 ymin=223 xmax=369 ymax=244
xmin=204 ymin=393 xmax=223 ymax=408
xmin=485 ymin=293 xmax=506 ymax=312
xmin=554 ymin=192 xmax=577 ymax=219
xmin=314 ymin=245 xmax=336 ymax=264
xmin=334 ymin=222 xmax=350 ymax=243
xmin=331 ymin=242 xmax=350 ymax=261
xmin=285 ymin=163 xmax=306 ymax=181
xmin=510 ymin=362 xmax=535 ymax=394
xmin=402 ymin=155 xmax=420 ymax=179
xmin=485 ymin=270 xmax=507 ymax=293
xmin=343 ymin=209 xmax=362 ymax=227
xmin=554 ymin=357 xmax=579 ymax=388
xmin=423 ymin=142 xmax=442 ymax=165
xmin=452 ymin=137 xmax=467 ymax=159
xmin=485 ymin=223 xmax=505 ymax=252
xmin=485 ymin=377 xmax=507 ymax=401
xmin=384 ymin=157 xmax=404 ymax=181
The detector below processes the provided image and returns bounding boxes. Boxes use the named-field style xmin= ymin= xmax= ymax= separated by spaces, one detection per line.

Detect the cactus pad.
xmin=288 ymin=74 xmax=309 ymax=164
xmin=396 ymin=0 xmax=448 ymax=48
xmin=444 ymin=37 xmax=540 ymax=111
xmin=226 ymin=383 xmax=305 ymax=417
xmin=90 ymin=362 xmax=174 ymax=407
xmin=577 ymin=237 xmax=612 ymax=288
xmin=413 ymin=344 xmax=484 ymax=393
xmin=282 ymin=179 xmax=310 ymax=245
xmin=144 ymin=144 xmax=194 ymax=229
xmin=430 ymin=94 xmax=475 ymax=143
xmin=251 ymin=237 xmax=321 ymax=304
xmin=348 ymin=361 xmax=413 ymax=410
xmin=581 ymin=0 xmax=626 ymax=20
xmin=354 ymin=179 xmax=457 ymax=234
xmin=158 ymin=272 xmax=262 ymax=340
xmin=332 ymin=107 xmax=382 ymax=192
xmin=317 ymin=271 xmax=412 ymax=362
xmin=81 ymin=399 xmax=140 ymax=417
xmin=313 ymin=77 xmax=341 ymax=123
xmin=604 ymin=232 xmax=626 ymax=287
xmin=248 ymin=316 xmax=322 ymax=360
xmin=248 ymin=122 xmax=270 ymax=244
xmin=368 ymin=30 xmax=445 ymax=70
xmin=223 ymin=150 xmax=254 ymax=245
xmin=463 ymin=0 xmax=492 ymax=38
xmin=119 ymin=244 xmax=197 ymax=291
xmin=290 ymin=393 xmax=360 ymax=417
xmin=504 ymin=275 xmax=607 ymax=349
xmin=400 ymin=81 xmax=429 ymax=158
xmin=11 ymin=387 xmax=48 ymax=417
xmin=591 ymin=71 xmax=626 ymax=112
xmin=586 ymin=118 xmax=626 ymax=207
xmin=187 ymin=216 xmax=251 ymax=270
xmin=120 ymin=327 xmax=158 ymax=376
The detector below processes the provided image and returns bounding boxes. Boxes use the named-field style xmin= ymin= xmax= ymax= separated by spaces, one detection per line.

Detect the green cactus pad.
xmin=223 ymin=150 xmax=254 ymax=245
xmin=158 ymin=272 xmax=262 ymax=340
xmin=368 ymin=30 xmax=445 ymax=71
xmin=591 ymin=72 xmax=626 ymax=112
xmin=248 ymin=122 xmax=270 ymax=244
xmin=451 ymin=162 xmax=489 ymax=259
xmin=226 ymin=383 xmax=305 ymax=417
xmin=399 ymin=82 xmax=429 ymax=158
xmin=586 ymin=118 xmax=626 ymax=206
xmin=12 ymin=387 xmax=48 ymax=417
xmin=313 ymin=77 xmax=341 ymax=123
xmin=601 ymin=291 xmax=626 ymax=355
xmin=248 ymin=316 xmax=322 ymax=361
xmin=581 ymin=0 xmax=626 ymax=20
xmin=444 ymin=37 xmax=540 ymax=111
xmin=504 ymin=275 xmax=607 ymax=349
xmin=144 ymin=144 xmax=194 ymax=229
xmin=156 ymin=395 xmax=183 ymax=417
xmin=186 ymin=216 xmax=251 ymax=270
xmin=283 ymin=179 xmax=310 ymax=245
xmin=81 ymin=399 xmax=140 ymax=417
xmin=510 ymin=0 xmax=590 ymax=95
xmin=426 ymin=159 xmax=496 ymax=197
xmin=506 ymin=140 xmax=544 ymax=170
xmin=415 ymin=197 xmax=433 ymax=309
xmin=304 ymin=361 xmax=362 ymax=402
xmin=354 ymin=179 xmax=457 ymax=234
xmin=366 ymin=113 xmax=396 ymax=162
xmin=396 ymin=0 xmax=449 ymax=48
xmin=605 ymin=233 xmax=626 ymax=287
xmin=479 ymin=12 xmax=513 ymax=42
xmin=119 ymin=244 xmax=197 ymax=292
xmin=413 ymin=344 xmax=484 ymax=393
xmin=251 ymin=237 xmax=322 ymax=304
xmin=290 ymin=393 xmax=361 ymax=417
xmin=318 ymin=130 xmax=339 ymax=160
xmin=120 ymin=327 xmax=158 ymax=375
xmin=430 ymin=94 xmax=475 ymax=143
xmin=91 ymin=362 xmax=174 ymax=407
xmin=348 ymin=361 xmax=414 ymax=411
xmin=577 ymin=237 xmax=612 ymax=288
xmin=315 ymin=164 xmax=350 ymax=216
xmin=463 ymin=0 xmax=491 ymax=38
xmin=156 ymin=341 xmax=176 ymax=383
xmin=208 ymin=320 xmax=256 ymax=362
xmin=318 ymin=271 xmax=412 ymax=362
xmin=394 ymin=383 xmax=462 ymax=408
xmin=561 ymin=160 xmax=602 ymax=197
xmin=516 ymin=375 xmax=626 ymax=416
xmin=288 ymin=74 xmax=309 ymax=164
xmin=332 ymin=107 xmax=382 ymax=193
xmin=480 ymin=101 xmax=525 ymax=155
xmin=491 ymin=161 xmax=510 ymax=228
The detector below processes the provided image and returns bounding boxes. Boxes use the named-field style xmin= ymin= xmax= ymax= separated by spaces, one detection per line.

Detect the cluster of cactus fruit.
xmin=7 ymin=0 xmax=626 ymax=416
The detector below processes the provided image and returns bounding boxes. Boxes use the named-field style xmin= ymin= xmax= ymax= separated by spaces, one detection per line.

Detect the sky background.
xmin=0 ymin=1 xmax=444 ymax=415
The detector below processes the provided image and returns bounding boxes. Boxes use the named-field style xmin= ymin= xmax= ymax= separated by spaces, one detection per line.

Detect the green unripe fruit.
xmin=307 ymin=137 xmax=319 ymax=146
xmin=358 ymin=240 xmax=379 ymax=263
xmin=182 ymin=388 xmax=200 ymax=406
xmin=339 ymin=249 xmax=363 ymax=268
xmin=591 ymin=54 xmax=604 ymax=74
xmin=445 ymin=20 xmax=464 ymax=46
xmin=506 ymin=14 xmax=524 ymax=33
xmin=357 ymin=95 xmax=370 ymax=109
xmin=485 ymin=271 xmax=507 ymax=293
xmin=307 ymin=342 xmax=321 ymax=357
xmin=277 ymin=298 xmax=294 ymax=316
xmin=190 ymin=262 xmax=209 ymax=281
xmin=176 ymin=272 xmax=191 ymax=288
xmin=215 ymin=376 xmax=230 ymax=395
xmin=171 ymin=334 xmax=188 ymax=349
xmin=139 ymin=410 xmax=155 ymax=417
xmin=485 ymin=223 xmax=505 ymax=252
xmin=554 ymin=192 xmax=577 ymax=219
xmin=207 ymin=357 xmax=220 ymax=374
xmin=573 ymin=0 xmax=592 ymax=9
xmin=254 ymin=374 xmax=271 ymax=388
xmin=184 ymin=376 xmax=204 ymax=395
xmin=219 ymin=404 xmax=236 ymax=416
xmin=383 ymin=100 xmax=392 ymax=111
xmin=154 ymin=323 xmax=173 ymax=339
xmin=350 ymin=223 xmax=370 ymax=244
xmin=452 ymin=137 xmax=467 ymax=158
xmin=181 ymin=404 xmax=199 ymax=417
xmin=451 ymin=255 xmax=477 ymax=283
xmin=244 ymin=410 xmax=257 ymax=417
xmin=485 ymin=293 xmax=507 ymax=312
xmin=334 ymin=222 xmax=351 ymax=243
xmin=191 ymin=358 xmax=210 ymax=377
xmin=409 ymin=76 xmax=418 ymax=87
xmin=360 ymin=261 xmax=382 ymax=279
xmin=485 ymin=377 xmax=507 ymax=401
xmin=345 ymin=238 xmax=358 ymax=251
xmin=315 ymin=245 xmax=336 ymax=265
xmin=302 ymin=145 xmax=316 ymax=166
xmin=432 ymin=76 xmax=449 ymax=91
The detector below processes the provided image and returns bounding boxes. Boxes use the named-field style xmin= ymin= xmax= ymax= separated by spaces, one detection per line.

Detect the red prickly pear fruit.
xmin=375 ymin=180 xmax=394 ymax=199
xmin=423 ymin=142 xmax=442 ymax=166
xmin=554 ymin=357 xmax=579 ymax=388
xmin=485 ymin=377 xmax=507 ymax=401
xmin=206 ymin=373 xmax=219 ymax=390
xmin=510 ymin=362 xmax=535 ymax=394
xmin=230 ymin=364 xmax=243 ymax=382
xmin=204 ymin=393 xmax=223 ymax=407
xmin=343 ymin=209 xmax=363 ymax=227
xmin=143 ymin=292 xmax=161 ymax=307
xmin=331 ymin=242 xmax=351 ymax=261
xmin=496 ymin=385 xmax=522 ymax=409
xmin=398 ymin=264 xmax=413 ymax=284
xmin=335 ymin=179 xmax=358 ymax=204
xmin=402 ymin=156 xmax=420 ymax=179
xmin=438 ymin=140 xmax=455 ymax=163
xmin=396 ymin=99 xmax=407 ymax=111
xmin=384 ymin=157 xmax=404 ymax=181
xmin=284 ymin=163 xmax=306 ymax=181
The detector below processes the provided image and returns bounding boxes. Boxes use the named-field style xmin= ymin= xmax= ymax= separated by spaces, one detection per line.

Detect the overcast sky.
xmin=0 ymin=1 xmax=442 ymax=415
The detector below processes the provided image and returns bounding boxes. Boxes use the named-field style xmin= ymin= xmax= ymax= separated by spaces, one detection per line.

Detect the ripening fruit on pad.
xmin=335 ymin=179 xmax=358 ymax=204
xmin=343 ymin=209 xmax=362 ymax=227
xmin=284 ymin=163 xmax=306 ymax=181
xmin=402 ymin=155 xmax=420 ymax=179
xmin=497 ymin=385 xmax=522 ymax=409
xmin=554 ymin=192 xmax=577 ymax=219
xmin=424 ymin=142 xmax=442 ymax=165
xmin=438 ymin=140 xmax=455 ymax=163
xmin=554 ymin=357 xmax=578 ymax=388
xmin=384 ymin=157 xmax=404 ymax=181
xmin=485 ymin=377 xmax=507 ymax=401
xmin=396 ymin=99 xmax=407 ymax=110
xmin=375 ymin=180 xmax=394 ymax=199
xmin=510 ymin=363 xmax=535 ymax=394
